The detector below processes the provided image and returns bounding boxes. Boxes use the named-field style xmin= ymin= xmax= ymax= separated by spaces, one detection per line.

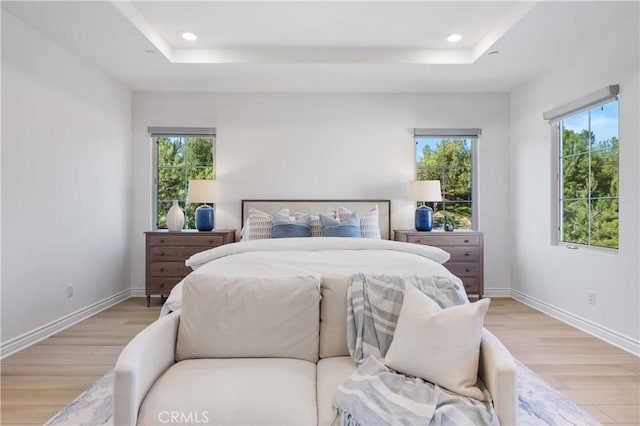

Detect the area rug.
xmin=46 ymin=359 xmax=600 ymax=426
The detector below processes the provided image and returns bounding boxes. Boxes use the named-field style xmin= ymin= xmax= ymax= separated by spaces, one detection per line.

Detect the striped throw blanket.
xmin=333 ymin=274 xmax=497 ymax=426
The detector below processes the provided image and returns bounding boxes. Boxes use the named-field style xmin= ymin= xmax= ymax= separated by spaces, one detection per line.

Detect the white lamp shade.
xmin=409 ymin=180 xmax=442 ymax=202
xmin=187 ymin=180 xmax=220 ymax=203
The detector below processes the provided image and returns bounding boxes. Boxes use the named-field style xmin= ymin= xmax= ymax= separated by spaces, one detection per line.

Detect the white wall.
xmin=509 ymin=12 xmax=639 ymax=352
xmin=1 ymin=12 xmax=132 ymax=345
xmin=131 ymin=92 xmax=511 ymax=295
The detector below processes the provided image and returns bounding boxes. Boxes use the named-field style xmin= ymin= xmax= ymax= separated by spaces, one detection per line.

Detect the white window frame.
xmin=149 ymin=127 xmax=216 ymax=230
xmin=413 ymin=128 xmax=480 ymax=230
xmin=544 ymin=86 xmax=619 ymax=250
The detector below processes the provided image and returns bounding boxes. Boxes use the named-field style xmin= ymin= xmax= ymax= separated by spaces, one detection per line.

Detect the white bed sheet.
xmin=160 ymin=238 xmax=465 ymax=317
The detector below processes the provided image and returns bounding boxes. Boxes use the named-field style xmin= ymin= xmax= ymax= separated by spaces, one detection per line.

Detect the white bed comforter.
xmin=160 ymin=237 xmax=464 ymax=317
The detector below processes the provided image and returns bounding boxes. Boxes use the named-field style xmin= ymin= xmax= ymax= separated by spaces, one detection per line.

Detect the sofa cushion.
xmin=319 ymin=275 xmax=350 ymax=358
xmin=176 ymin=274 xmax=321 ymax=362
xmin=138 ymin=358 xmax=318 ymax=426
xmin=316 ymin=357 xmax=357 ymax=426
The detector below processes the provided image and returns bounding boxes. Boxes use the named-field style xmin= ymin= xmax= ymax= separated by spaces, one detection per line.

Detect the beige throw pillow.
xmin=384 ymin=284 xmax=490 ymax=400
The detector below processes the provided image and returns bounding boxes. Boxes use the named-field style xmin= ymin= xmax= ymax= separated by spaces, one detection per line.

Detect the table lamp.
xmin=187 ymin=179 xmax=220 ymax=231
xmin=409 ymin=180 xmax=442 ymax=231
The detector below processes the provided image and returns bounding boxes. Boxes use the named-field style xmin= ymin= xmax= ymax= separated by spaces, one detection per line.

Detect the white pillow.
xmin=241 ymin=207 xmax=289 ymax=241
xmin=338 ymin=205 xmax=381 ymax=239
xmin=384 ymin=284 xmax=490 ymax=400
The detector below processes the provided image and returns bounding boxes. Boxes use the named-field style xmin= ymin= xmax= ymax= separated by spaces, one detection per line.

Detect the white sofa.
xmin=114 ymin=275 xmax=517 ymax=425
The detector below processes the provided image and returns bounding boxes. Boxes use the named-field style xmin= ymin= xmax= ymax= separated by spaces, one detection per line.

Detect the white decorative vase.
xmin=166 ymin=200 xmax=185 ymax=232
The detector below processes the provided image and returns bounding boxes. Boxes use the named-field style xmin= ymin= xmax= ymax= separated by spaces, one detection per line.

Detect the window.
xmin=558 ymin=101 xmax=619 ymax=248
xmin=149 ymin=127 xmax=215 ymax=230
xmin=414 ymin=129 xmax=479 ymax=230
xmin=545 ymin=86 xmax=619 ymax=249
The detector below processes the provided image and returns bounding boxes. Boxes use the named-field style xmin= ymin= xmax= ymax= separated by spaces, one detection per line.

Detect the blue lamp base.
xmin=195 ymin=205 xmax=214 ymax=231
xmin=415 ymin=205 xmax=434 ymax=231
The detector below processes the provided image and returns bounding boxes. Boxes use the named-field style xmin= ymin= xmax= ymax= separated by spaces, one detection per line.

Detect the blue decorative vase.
xmin=415 ymin=205 xmax=434 ymax=231
xmin=195 ymin=205 xmax=214 ymax=231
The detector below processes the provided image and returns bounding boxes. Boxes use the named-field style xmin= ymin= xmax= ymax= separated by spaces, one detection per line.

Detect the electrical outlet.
xmin=67 ymin=283 xmax=74 ymax=298
xmin=588 ymin=291 xmax=596 ymax=305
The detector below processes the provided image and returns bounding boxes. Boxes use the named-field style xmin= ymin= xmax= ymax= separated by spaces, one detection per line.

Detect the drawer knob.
xmin=159 ymin=252 xmax=165 ymax=257
xmin=159 ymin=239 xmax=165 ymax=243
xmin=464 ymin=252 xmax=470 ymax=256
xmin=416 ymin=239 xmax=422 ymax=244
xmin=208 ymin=240 xmax=215 ymax=244
xmin=464 ymin=239 xmax=470 ymax=243
xmin=159 ymin=268 xmax=165 ymax=272
xmin=465 ymin=268 xmax=471 ymax=272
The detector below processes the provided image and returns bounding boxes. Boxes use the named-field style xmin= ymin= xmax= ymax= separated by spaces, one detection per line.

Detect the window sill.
xmin=556 ymin=242 xmax=618 ymax=255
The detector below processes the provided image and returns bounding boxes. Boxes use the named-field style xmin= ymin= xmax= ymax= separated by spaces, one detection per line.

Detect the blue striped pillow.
xmin=271 ymin=214 xmax=311 ymax=238
xmin=319 ymin=212 xmax=362 ymax=238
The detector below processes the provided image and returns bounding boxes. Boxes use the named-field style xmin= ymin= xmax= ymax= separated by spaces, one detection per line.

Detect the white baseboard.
xmin=512 ymin=289 xmax=640 ymax=356
xmin=0 ymin=289 xmax=133 ymax=359
xmin=130 ymin=287 xmax=146 ymax=297
xmin=484 ymin=288 xmax=512 ymax=298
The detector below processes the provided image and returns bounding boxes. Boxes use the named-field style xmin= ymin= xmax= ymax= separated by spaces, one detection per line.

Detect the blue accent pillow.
xmin=319 ymin=212 xmax=362 ymax=238
xmin=271 ymin=214 xmax=311 ymax=238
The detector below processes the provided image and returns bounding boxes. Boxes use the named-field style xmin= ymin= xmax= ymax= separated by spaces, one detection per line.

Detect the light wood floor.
xmin=1 ymin=297 xmax=639 ymax=425
xmin=485 ymin=299 xmax=639 ymax=426
xmin=1 ymin=298 xmax=161 ymax=425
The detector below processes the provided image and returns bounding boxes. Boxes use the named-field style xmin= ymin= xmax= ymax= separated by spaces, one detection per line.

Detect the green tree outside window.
xmin=559 ymin=100 xmax=619 ymax=249
xmin=415 ymin=137 xmax=474 ymax=230
xmin=156 ymin=136 xmax=215 ymax=229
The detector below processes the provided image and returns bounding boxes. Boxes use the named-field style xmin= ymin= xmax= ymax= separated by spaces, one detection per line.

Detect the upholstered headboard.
xmin=241 ymin=200 xmax=391 ymax=240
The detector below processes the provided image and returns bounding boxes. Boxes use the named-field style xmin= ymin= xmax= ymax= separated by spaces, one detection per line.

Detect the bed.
xmin=159 ymin=199 xmax=468 ymax=316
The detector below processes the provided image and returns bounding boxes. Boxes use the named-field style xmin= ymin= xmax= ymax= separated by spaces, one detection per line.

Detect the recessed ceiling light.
xmin=181 ymin=32 xmax=198 ymax=41
xmin=447 ymin=33 xmax=462 ymax=43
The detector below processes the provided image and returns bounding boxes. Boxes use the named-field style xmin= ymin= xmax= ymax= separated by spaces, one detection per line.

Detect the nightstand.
xmin=393 ymin=230 xmax=484 ymax=301
xmin=145 ymin=229 xmax=236 ymax=306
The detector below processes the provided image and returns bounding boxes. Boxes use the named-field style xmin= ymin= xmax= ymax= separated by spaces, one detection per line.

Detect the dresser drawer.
xmin=148 ymin=277 xmax=182 ymax=294
xmin=406 ymin=234 xmax=480 ymax=247
xmin=445 ymin=262 xmax=481 ymax=278
xmin=444 ymin=246 xmax=481 ymax=262
xmin=150 ymin=246 xmax=208 ymax=262
xmin=460 ymin=277 xmax=481 ymax=294
xmin=149 ymin=261 xmax=191 ymax=277
xmin=148 ymin=234 xmax=226 ymax=247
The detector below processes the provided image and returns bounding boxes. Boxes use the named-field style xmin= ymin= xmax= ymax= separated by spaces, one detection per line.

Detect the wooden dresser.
xmin=393 ymin=230 xmax=484 ymax=301
xmin=145 ymin=230 xmax=236 ymax=306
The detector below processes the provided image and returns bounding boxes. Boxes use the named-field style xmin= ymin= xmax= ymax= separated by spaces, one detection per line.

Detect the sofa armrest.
xmin=114 ymin=310 xmax=180 ymax=425
xmin=478 ymin=328 xmax=517 ymax=426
